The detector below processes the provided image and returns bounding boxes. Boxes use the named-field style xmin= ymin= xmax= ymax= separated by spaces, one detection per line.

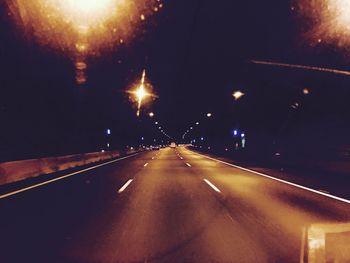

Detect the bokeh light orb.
xmin=292 ymin=0 xmax=350 ymax=50
xmin=7 ymin=0 xmax=164 ymax=56
xmin=7 ymin=0 xmax=163 ymax=84
xmin=333 ymin=0 xmax=350 ymax=27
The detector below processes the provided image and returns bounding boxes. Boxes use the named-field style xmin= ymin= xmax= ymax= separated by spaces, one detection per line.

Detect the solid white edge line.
xmin=0 ymin=153 xmax=142 ymax=200
xmin=204 ymin=179 xmax=221 ymax=193
xmin=118 ymin=179 xmax=133 ymax=194
xmin=144 ymin=163 xmax=149 ymax=167
xmin=189 ymin=149 xmax=350 ymax=204
xmin=186 ymin=163 xmax=192 ymax=167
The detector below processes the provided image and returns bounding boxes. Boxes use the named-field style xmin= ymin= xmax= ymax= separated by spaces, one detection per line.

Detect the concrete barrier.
xmin=0 ymin=149 xmax=140 ymax=186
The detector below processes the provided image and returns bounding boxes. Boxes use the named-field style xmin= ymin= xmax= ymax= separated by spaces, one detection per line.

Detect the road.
xmin=1 ymin=147 xmax=350 ymax=263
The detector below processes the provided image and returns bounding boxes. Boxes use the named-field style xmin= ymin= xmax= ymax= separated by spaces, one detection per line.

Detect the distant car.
xmin=170 ymin=142 xmax=176 ymax=148
xmin=151 ymin=145 xmax=160 ymax=150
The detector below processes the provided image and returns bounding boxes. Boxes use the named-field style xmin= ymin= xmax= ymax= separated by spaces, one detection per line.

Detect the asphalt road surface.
xmin=1 ymin=147 xmax=350 ymax=263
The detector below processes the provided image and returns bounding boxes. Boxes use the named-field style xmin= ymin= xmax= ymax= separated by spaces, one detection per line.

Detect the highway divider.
xmin=0 ymin=149 xmax=141 ymax=186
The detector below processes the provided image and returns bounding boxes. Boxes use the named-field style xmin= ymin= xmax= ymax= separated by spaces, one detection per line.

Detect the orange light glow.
xmin=232 ymin=90 xmax=245 ymax=100
xmin=7 ymin=0 xmax=164 ymax=84
xmin=303 ymin=88 xmax=310 ymax=95
xmin=292 ymin=0 xmax=350 ymax=49
xmin=8 ymin=0 xmax=163 ymax=55
xmin=136 ymin=84 xmax=148 ymax=101
xmin=127 ymin=70 xmax=157 ymax=117
xmin=59 ymin=0 xmax=115 ymax=24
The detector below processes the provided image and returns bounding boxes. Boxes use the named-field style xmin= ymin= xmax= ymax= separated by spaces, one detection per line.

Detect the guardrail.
xmin=0 ymin=149 xmax=140 ymax=186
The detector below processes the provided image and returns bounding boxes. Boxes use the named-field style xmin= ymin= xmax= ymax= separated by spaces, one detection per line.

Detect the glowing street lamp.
xmin=128 ymin=69 xmax=156 ymax=117
xmin=206 ymin=113 xmax=212 ymax=118
xmin=136 ymin=87 xmax=147 ymax=116
xmin=135 ymin=71 xmax=148 ymax=117
xmin=149 ymin=112 xmax=155 ymax=117
xmin=293 ymin=0 xmax=350 ymax=50
xmin=8 ymin=0 xmax=164 ymax=85
xmin=233 ymin=90 xmax=245 ymax=101
xmin=303 ymin=88 xmax=310 ymax=95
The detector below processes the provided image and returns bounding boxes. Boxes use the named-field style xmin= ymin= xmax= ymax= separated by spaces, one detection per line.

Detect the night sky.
xmin=1 ymin=0 xmax=350 ymax=161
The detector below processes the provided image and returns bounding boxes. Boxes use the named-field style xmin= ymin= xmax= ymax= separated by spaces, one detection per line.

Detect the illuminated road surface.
xmin=1 ymin=148 xmax=350 ymax=263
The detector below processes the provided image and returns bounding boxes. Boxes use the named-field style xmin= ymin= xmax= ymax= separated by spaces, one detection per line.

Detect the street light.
xmin=149 ymin=112 xmax=155 ymax=117
xmin=303 ymin=88 xmax=310 ymax=95
xmin=293 ymin=0 xmax=350 ymax=50
xmin=328 ymin=0 xmax=350 ymax=28
xmin=106 ymin=129 xmax=111 ymax=150
xmin=136 ymin=70 xmax=147 ymax=116
xmin=8 ymin=0 xmax=164 ymax=85
xmin=128 ymin=70 xmax=156 ymax=117
xmin=206 ymin=113 xmax=212 ymax=117
xmin=233 ymin=90 xmax=245 ymax=100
